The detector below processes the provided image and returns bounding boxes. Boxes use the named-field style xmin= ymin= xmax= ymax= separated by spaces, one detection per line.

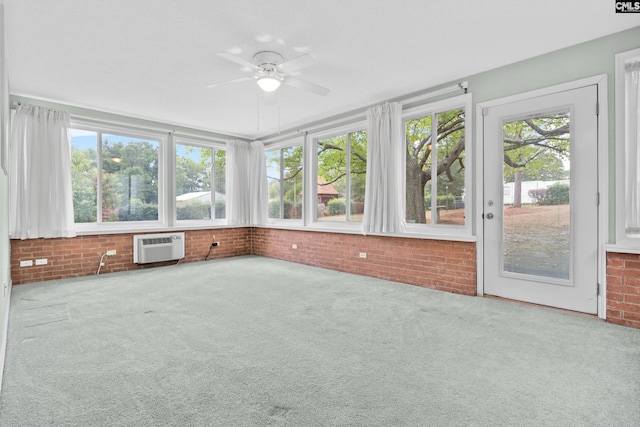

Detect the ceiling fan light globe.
xmin=257 ymin=76 xmax=281 ymax=92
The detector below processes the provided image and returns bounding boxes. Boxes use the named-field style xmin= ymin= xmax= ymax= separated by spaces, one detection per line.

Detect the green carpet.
xmin=0 ymin=255 xmax=639 ymax=426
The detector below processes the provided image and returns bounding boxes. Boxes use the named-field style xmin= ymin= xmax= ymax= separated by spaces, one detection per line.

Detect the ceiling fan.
xmin=208 ymin=51 xmax=330 ymax=97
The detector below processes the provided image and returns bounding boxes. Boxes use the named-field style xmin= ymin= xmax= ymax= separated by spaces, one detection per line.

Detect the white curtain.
xmin=249 ymin=141 xmax=267 ymax=225
xmin=626 ymin=60 xmax=640 ymax=236
xmin=362 ymin=102 xmax=406 ymax=233
xmin=9 ymin=104 xmax=76 ymax=239
xmin=225 ymin=140 xmax=267 ymax=225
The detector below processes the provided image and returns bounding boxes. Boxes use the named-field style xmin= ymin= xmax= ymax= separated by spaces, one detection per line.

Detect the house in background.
xmin=316 ymin=178 xmax=341 ymax=206
xmin=0 ymin=1 xmax=640 ymax=392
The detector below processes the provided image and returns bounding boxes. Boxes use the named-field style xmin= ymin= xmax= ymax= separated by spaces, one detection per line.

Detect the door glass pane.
xmin=502 ymin=111 xmax=571 ymax=280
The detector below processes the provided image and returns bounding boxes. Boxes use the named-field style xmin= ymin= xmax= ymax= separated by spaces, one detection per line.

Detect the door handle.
xmin=486 ymin=213 xmax=494 ymax=220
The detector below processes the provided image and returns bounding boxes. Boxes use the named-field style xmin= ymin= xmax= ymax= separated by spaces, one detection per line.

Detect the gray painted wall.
xmin=467 ymin=26 xmax=640 ymax=240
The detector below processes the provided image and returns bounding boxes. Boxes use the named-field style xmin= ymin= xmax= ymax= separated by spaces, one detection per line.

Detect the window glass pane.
xmin=214 ymin=150 xmax=226 ymax=219
xmin=266 ymin=150 xmax=281 ymax=219
xmin=283 ymin=146 xmax=303 ymax=219
xmin=102 ymin=134 xmax=159 ymax=222
xmin=349 ymin=131 xmax=367 ymax=222
xmin=317 ymin=135 xmax=347 ymax=221
xmin=176 ymin=144 xmax=212 ymax=220
xmin=405 ymin=115 xmax=433 ymax=224
xmin=71 ymin=129 xmax=98 ymax=223
xmin=435 ymin=108 xmax=466 ymax=225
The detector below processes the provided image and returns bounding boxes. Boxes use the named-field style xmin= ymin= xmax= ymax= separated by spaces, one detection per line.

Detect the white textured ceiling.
xmin=5 ymin=1 xmax=640 ymax=139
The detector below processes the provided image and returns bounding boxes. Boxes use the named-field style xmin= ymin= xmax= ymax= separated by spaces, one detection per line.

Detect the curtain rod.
xmin=12 ymin=100 xmax=249 ymax=142
xmin=261 ymin=81 xmax=468 ymax=144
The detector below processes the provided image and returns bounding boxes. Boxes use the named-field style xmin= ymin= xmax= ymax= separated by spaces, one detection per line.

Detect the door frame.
xmin=475 ymin=75 xmax=608 ymax=318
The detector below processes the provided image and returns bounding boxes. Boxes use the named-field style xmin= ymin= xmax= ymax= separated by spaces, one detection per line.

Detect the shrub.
xmin=529 ymin=189 xmax=548 ymax=205
xmin=269 ymin=199 xmax=281 ymax=218
xmin=269 ymin=199 xmax=302 ymax=219
xmin=215 ymin=200 xmax=226 ymax=219
xmin=117 ymin=200 xmax=158 ymax=221
xmin=177 ymin=200 xmax=211 ymax=220
xmin=546 ymin=183 xmax=570 ymax=205
xmin=529 ymin=183 xmax=570 ymax=205
xmin=328 ymin=198 xmax=346 ymax=215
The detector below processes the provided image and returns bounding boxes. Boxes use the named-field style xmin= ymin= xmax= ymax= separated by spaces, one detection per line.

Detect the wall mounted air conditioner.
xmin=133 ymin=232 xmax=185 ymax=264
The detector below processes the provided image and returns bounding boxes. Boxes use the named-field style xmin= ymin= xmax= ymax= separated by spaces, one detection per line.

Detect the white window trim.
xmin=308 ymin=120 xmax=367 ymax=232
xmin=402 ymin=93 xmax=473 ymax=238
xmin=173 ymin=135 xmax=227 ymax=228
xmin=71 ymin=119 xmax=168 ymax=234
xmin=613 ymin=47 xmax=640 ymax=252
xmin=264 ymin=138 xmax=305 ymax=225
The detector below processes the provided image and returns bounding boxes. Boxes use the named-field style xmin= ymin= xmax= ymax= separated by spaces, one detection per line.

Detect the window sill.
xmin=255 ymin=222 xmax=477 ymax=243
xmin=74 ymin=221 xmax=241 ymax=236
xmin=604 ymin=244 xmax=640 ymax=255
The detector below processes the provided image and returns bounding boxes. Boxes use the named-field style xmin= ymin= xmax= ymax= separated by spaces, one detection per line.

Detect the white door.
xmin=483 ymin=86 xmax=598 ymax=314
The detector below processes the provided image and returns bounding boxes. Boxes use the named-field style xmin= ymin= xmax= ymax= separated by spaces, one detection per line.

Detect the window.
xmin=70 ymin=125 xmax=164 ymax=226
xmin=266 ymin=144 xmax=303 ymax=220
xmin=315 ymin=130 xmax=367 ymax=222
xmin=175 ymin=140 xmax=226 ymax=221
xmin=616 ymin=47 xmax=640 ymax=246
xmin=404 ymin=96 xmax=470 ymax=230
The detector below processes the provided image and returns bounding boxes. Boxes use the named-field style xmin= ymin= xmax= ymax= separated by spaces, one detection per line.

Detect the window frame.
xmin=70 ymin=119 xmax=167 ymax=234
xmin=615 ymin=47 xmax=640 ymax=251
xmin=309 ymin=120 xmax=368 ymax=229
xmin=173 ymin=135 xmax=227 ymax=227
xmin=402 ymin=94 xmax=473 ymax=237
xmin=264 ymin=138 xmax=304 ymax=225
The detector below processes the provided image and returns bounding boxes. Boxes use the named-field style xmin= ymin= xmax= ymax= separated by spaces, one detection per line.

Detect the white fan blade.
xmin=216 ymin=52 xmax=258 ymax=70
xmin=206 ymin=76 xmax=254 ymax=89
xmin=284 ymin=76 xmax=330 ymax=96
xmin=278 ymin=54 xmax=317 ymax=73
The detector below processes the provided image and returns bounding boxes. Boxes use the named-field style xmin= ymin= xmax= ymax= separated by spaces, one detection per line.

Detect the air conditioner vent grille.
xmin=142 ymin=237 xmax=172 ymax=246
xmin=133 ymin=233 xmax=185 ymax=264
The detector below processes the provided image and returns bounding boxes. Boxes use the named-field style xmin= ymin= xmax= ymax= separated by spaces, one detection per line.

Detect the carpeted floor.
xmin=0 ymin=255 xmax=639 ymax=426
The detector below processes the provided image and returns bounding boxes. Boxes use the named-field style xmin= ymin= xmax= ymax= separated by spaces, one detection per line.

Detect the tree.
xmin=176 ymin=147 xmax=212 ymax=196
xmin=503 ymin=113 xmax=570 ymax=207
xmin=406 ymin=109 xmax=466 ymax=223
xmin=316 ymin=132 xmax=367 ymax=216
xmin=102 ymin=139 xmax=159 ymax=221
xmin=71 ymin=147 xmax=98 ymax=223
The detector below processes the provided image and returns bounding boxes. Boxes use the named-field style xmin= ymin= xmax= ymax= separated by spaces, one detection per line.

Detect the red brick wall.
xmin=606 ymin=252 xmax=640 ymax=329
xmin=10 ymin=228 xmax=252 ymax=285
xmin=11 ymin=227 xmax=640 ymax=330
xmin=251 ymin=228 xmax=477 ymax=296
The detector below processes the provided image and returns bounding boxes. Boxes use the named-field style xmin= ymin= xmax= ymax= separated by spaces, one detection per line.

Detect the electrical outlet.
xmin=35 ymin=258 xmax=48 ymax=265
xmin=211 ymin=242 xmax=219 ymax=247
xmin=292 ymin=244 xmax=297 ymax=249
xmin=359 ymin=252 xmax=367 ymax=259
xmin=20 ymin=260 xmax=33 ymax=267
xmin=106 ymin=250 xmax=117 ymax=256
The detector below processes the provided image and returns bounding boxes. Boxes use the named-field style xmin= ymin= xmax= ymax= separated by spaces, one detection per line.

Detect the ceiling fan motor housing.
xmin=254 ymin=51 xmax=284 ymax=77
